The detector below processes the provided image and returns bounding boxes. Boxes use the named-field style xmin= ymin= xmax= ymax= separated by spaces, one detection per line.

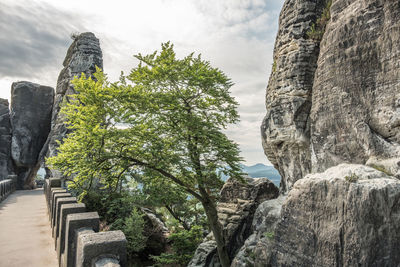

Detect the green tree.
xmin=47 ymin=42 xmax=242 ymax=267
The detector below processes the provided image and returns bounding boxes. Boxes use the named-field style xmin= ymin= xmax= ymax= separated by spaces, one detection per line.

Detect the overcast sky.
xmin=0 ymin=0 xmax=284 ymax=166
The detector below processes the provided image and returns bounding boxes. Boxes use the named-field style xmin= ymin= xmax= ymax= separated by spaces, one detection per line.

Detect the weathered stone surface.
xmin=51 ymin=192 xmax=71 ymax=225
xmin=261 ymin=0 xmax=330 ymax=193
xmin=56 ymin=202 xmax=85 ymax=256
xmin=140 ymin=208 xmax=169 ymax=257
xmin=63 ymin=212 xmax=100 ymax=267
xmin=189 ymin=177 xmax=279 ymax=267
xmin=53 ymin=197 xmax=77 ymax=237
xmin=262 ymin=0 xmax=400 ymax=193
xmin=231 ymin=196 xmax=286 ymax=267
xmin=267 ymin=164 xmax=400 ymax=266
xmin=10 ymin=81 xmax=54 ymax=189
xmin=188 ymin=241 xmax=219 ymax=267
xmin=310 ymin=0 xmax=400 ymax=175
xmin=39 ymin=32 xmax=103 ymax=179
xmin=0 ymin=98 xmax=12 ymax=180
xmin=76 ymin=230 xmax=127 ymax=267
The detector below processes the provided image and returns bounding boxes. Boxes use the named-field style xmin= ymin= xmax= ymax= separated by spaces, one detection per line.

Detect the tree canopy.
xmin=47 ymin=42 xmax=243 ymax=266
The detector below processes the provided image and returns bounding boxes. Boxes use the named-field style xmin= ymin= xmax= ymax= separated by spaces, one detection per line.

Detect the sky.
xmin=0 ymin=0 xmax=285 ymax=166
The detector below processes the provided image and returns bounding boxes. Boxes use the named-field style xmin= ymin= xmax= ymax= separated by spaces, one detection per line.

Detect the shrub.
xmin=111 ymin=208 xmax=148 ymax=256
xmin=152 ymin=226 xmax=203 ymax=266
xmin=80 ymin=191 xmax=134 ymax=223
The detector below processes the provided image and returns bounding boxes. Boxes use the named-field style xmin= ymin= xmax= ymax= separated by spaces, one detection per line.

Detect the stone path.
xmin=0 ymin=189 xmax=58 ymax=267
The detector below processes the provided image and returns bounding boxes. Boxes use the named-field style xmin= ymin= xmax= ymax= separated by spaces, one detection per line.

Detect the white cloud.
xmin=0 ymin=0 xmax=285 ymax=165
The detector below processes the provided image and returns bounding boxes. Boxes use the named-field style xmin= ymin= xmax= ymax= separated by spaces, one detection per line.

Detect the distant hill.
xmin=220 ymin=163 xmax=281 ymax=187
xmin=241 ymin=163 xmax=281 ymax=187
xmin=37 ymin=164 xmax=281 ymax=187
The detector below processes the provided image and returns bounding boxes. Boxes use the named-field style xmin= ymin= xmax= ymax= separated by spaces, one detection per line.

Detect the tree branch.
xmin=125 ymin=156 xmax=204 ymax=201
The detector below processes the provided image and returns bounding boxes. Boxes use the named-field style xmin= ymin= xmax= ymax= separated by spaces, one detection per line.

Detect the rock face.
xmin=231 ymin=196 xmax=285 ymax=267
xmin=0 ymin=99 xmax=12 ymax=180
xmin=10 ymin=82 xmax=54 ymax=189
xmin=310 ymin=0 xmax=400 ymax=174
xmin=188 ymin=177 xmax=279 ymax=267
xmin=261 ymin=0 xmax=400 ymax=193
xmin=39 ymin=32 xmax=103 ymax=179
xmin=261 ymin=0 xmax=330 ymax=193
xmin=141 ymin=208 xmax=169 ymax=257
xmin=267 ymin=164 xmax=400 ymax=266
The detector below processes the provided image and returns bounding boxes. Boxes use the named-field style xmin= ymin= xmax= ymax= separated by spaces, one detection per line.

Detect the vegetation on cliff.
xmin=306 ymin=0 xmax=332 ymax=41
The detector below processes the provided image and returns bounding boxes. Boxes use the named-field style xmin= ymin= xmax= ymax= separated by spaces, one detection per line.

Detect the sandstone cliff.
xmin=261 ymin=0 xmax=400 ymax=193
xmin=0 ymin=99 xmax=12 ymax=180
xmin=10 ymin=82 xmax=54 ymax=189
xmin=220 ymin=0 xmax=400 ymax=266
xmin=39 ymin=32 xmax=103 ymax=179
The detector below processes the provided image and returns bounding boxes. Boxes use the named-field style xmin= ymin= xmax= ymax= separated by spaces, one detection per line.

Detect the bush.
xmin=111 ymin=208 xmax=148 ymax=256
xmin=152 ymin=226 xmax=203 ymax=266
xmin=80 ymin=191 xmax=134 ymax=223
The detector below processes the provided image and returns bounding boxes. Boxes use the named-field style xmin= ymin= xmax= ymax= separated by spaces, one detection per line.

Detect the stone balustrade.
xmin=0 ymin=175 xmax=17 ymax=202
xmin=44 ymin=178 xmax=127 ymax=267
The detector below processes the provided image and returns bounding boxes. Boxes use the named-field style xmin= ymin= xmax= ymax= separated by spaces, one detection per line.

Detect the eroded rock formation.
xmin=243 ymin=0 xmax=400 ymax=266
xmin=189 ymin=177 xmax=279 ymax=267
xmin=310 ymin=0 xmax=400 ymax=174
xmin=261 ymin=0 xmax=400 ymax=193
xmin=231 ymin=196 xmax=285 ymax=267
xmin=0 ymin=99 xmax=12 ymax=180
xmin=10 ymin=81 xmax=54 ymax=189
xmin=267 ymin=164 xmax=400 ymax=266
xmin=261 ymin=0 xmax=330 ymax=193
xmin=39 ymin=32 xmax=103 ymax=179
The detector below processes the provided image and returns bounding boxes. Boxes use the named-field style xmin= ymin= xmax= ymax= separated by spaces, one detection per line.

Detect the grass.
xmin=370 ymin=164 xmax=393 ymax=176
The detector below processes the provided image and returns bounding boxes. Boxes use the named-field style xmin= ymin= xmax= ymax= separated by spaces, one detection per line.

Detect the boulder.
xmin=189 ymin=177 xmax=279 ymax=267
xmin=267 ymin=164 xmax=400 ymax=266
xmin=39 ymin=32 xmax=103 ymax=179
xmin=10 ymin=81 xmax=54 ymax=188
xmin=141 ymin=208 xmax=169 ymax=257
xmin=0 ymin=98 xmax=12 ymax=180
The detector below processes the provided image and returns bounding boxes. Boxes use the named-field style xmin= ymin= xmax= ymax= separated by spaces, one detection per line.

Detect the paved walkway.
xmin=0 ymin=189 xmax=58 ymax=267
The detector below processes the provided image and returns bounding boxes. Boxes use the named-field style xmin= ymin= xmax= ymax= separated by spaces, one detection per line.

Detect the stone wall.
xmin=44 ymin=178 xmax=127 ymax=267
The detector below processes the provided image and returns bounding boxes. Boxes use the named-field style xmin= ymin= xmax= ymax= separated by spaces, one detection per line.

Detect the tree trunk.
xmin=201 ymin=195 xmax=230 ymax=267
